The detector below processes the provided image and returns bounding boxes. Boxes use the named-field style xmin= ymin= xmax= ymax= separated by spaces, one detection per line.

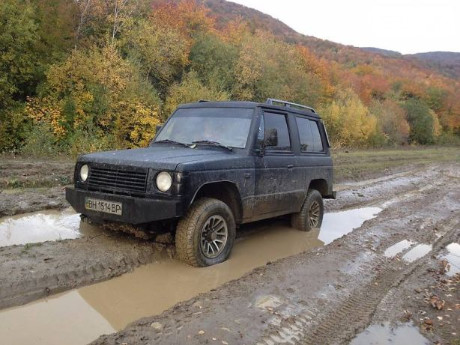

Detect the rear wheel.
xmin=291 ymin=189 xmax=324 ymax=231
xmin=175 ymin=198 xmax=236 ymax=267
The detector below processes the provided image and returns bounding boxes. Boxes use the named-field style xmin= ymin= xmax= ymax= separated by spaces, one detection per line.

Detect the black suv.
xmin=66 ymin=99 xmax=335 ymax=266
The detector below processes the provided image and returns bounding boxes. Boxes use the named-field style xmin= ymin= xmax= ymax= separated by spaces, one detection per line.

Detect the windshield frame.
xmin=151 ymin=106 xmax=257 ymax=152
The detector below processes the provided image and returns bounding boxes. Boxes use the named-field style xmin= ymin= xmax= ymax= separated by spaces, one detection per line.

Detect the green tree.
xmin=0 ymin=0 xmax=41 ymax=150
xmin=403 ymin=99 xmax=435 ymax=144
xmin=189 ymin=33 xmax=238 ymax=92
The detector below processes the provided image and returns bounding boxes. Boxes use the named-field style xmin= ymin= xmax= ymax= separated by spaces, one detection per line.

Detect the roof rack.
xmin=198 ymin=99 xmax=210 ymax=103
xmin=266 ymin=98 xmax=316 ymax=113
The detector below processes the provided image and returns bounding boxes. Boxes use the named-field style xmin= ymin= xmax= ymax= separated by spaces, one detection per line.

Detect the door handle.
xmin=287 ymin=164 xmax=294 ymax=169
xmin=244 ymin=173 xmax=251 ymax=179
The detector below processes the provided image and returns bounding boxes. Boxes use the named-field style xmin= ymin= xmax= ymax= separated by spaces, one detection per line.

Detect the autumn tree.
xmin=370 ymin=99 xmax=410 ymax=145
xmin=26 ymin=45 xmax=161 ymax=154
xmin=163 ymin=71 xmax=229 ymax=118
xmin=319 ymin=89 xmax=378 ymax=147
xmin=121 ymin=19 xmax=190 ymax=96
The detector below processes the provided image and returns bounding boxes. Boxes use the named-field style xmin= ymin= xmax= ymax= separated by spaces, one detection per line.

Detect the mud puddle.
xmin=0 ymin=207 xmax=381 ymax=344
xmin=402 ymin=244 xmax=433 ymax=263
xmin=0 ymin=208 xmax=81 ymax=247
xmin=319 ymin=207 xmax=381 ymax=244
xmin=0 ymin=291 xmax=115 ymax=345
xmin=350 ymin=322 xmax=430 ymax=345
xmin=442 ymin=242 xmax=460 ymax=276
xmin=384 ymin=240 xmax=414 ymax=258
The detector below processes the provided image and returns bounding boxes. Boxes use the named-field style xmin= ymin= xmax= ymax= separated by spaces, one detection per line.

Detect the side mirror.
xmin=264 ymin=128 xmax=278 ymax=147
xmin=156 ymin=124 xmax=163 ymax=133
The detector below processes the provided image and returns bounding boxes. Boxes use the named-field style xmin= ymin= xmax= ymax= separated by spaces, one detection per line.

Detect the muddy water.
xmin=402 ymin=243 xmax=433 ymax=263
xmin=350 ymin=322 xmax=430 ymax=345
xmin=384 ymin=240 xmax=414 ymax=258
xmin=442 ymin=242 xmax=460 ymax=276
xmin=0 ymin=208 xmax=81 ymax=247
xmin=0 ymin=207 xmax=380 ymax=345
xmin=319 ymin=207 xmax=381 ymax=244
xmin=0 ymin=291 xmax=115 ymax=345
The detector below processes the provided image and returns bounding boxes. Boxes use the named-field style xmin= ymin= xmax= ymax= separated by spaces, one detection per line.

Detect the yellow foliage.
xmin=320 ymin=89 xmax=377 ymax=148
xmin=164 ymin=71 xmax=229 ymax=118
xmin=26 ymin=45 xmax=161 ymax=151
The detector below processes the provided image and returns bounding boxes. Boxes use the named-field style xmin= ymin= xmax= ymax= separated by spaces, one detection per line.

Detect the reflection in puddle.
xmin=0 ymin=206 xmax=382 ymax=344
xmin=0 ymin=291 xmax=115 ymax=345
xmin=384 ymin=240 xmax=414 ymax=258
xmin=402 ymin=244 xmax=432 ymax=263
xmin=442 ymin=243 xmax=460 ymax=276
xmin=351 ymin=322 xmax=430 ymax=345
xmin=319 ymin=207 xmax=382 ymax=244
xmin=0 ymin=208 xmax=81 ymax=247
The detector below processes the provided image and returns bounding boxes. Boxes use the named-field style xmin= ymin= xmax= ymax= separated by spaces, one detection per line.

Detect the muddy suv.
xmin=66 ymin=99 xmax=335 ymax=266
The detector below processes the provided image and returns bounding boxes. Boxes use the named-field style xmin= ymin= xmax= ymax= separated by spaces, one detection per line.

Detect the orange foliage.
xmin=151 ymin=0 xmax=215 ymax=36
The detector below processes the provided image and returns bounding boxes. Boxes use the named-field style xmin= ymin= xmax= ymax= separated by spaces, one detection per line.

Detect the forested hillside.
xmin=0 ymin=0 xmax=458 ymax=156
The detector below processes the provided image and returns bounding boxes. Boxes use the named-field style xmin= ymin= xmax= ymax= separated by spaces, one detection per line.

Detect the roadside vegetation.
xmin=0 ymin=0 xmax=459 ymax=157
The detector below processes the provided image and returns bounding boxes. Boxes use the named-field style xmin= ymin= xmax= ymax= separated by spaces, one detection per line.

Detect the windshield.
xmin=154 ymin=107 xmax=254 ymax=148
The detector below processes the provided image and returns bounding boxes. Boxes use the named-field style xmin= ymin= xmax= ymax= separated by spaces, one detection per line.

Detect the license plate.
xmin=85 ymin=198 xmax=122 ymax=216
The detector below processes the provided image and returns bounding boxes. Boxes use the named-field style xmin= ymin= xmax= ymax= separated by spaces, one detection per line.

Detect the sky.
xmin=229 ymin=0 xmax=460 ymax=54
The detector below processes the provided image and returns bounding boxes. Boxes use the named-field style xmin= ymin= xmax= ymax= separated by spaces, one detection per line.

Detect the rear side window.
xmin=264 ymin=112 xmax=291 ymax=151
xmin=296 ymin=117 xmax=324 ymax=152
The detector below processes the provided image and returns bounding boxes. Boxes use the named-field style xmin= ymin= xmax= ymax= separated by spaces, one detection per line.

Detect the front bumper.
xmin=65 ymin=187 xmax=183 ymax=224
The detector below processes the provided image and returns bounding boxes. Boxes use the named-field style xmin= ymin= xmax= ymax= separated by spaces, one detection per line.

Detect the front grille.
xmin=87 ymin=166 xmax=148 ymax=196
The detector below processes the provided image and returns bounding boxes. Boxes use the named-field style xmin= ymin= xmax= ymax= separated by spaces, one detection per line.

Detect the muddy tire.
xmin=175 ymin=198 xmax=236 ymax=267
xmin=291 ymin=189 xmax=324 ymax=231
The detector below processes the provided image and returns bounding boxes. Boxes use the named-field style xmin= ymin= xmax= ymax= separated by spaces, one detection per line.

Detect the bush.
xmin=21 ymin=122 xmax=61 ymax=157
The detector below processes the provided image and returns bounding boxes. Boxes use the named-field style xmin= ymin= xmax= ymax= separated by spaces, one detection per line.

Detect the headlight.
xmin=156 ymin=171 xmax=172 ymax=192
xmin=80 ymin=164 xmax=89 ymax=182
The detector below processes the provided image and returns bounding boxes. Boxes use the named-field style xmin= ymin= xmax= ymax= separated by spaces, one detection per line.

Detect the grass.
xmin=332 ymin=146 xmax=460 ymax=183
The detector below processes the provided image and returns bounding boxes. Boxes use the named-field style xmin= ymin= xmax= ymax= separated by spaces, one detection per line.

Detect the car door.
xmin=253 ymin=110 xmax=299 ymax=219
xmin=295 ymin=116 xmax=331 ymax=191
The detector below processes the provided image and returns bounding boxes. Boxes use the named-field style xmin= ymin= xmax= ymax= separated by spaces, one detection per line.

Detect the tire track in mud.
xmin=255 ymin=217 xmax=459 ymax=345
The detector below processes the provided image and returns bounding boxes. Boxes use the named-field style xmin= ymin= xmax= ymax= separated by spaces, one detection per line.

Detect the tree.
xmin=26 ymin=45 xmax=161 ymax=152
xmin=403 ymin=99 xmax=435 ymax=144
xmin=0 ymin=0 xmax=41 ymax=150
xmin=189 ymin=33 xmax=238 ymax=93
xmin=121 ymin=19 xmax=190 ymax=97
xmin=371 ymin=100 xmax=410 ymax=145
xmin=163 ymin=71 xmax=229 ymax=118
xmin=319 ymin=89 xmax=378 ymax=147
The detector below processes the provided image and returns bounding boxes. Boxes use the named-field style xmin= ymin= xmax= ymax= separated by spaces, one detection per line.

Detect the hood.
xmin=78 ymin=146 xmax=238 ymax=171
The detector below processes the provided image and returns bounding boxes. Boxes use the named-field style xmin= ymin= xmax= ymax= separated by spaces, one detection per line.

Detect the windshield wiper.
xmin=155 ymin=139 xmax=190 ymax=147
xmin=191 ymin=140 xmax=233 ymax=151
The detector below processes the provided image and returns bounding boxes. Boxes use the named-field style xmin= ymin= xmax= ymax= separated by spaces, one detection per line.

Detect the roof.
xmin=178 ymin=100 xmax=319 ymax=118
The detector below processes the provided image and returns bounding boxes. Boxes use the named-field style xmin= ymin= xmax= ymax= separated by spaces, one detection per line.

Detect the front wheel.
xmin=291 ymin=189 xmax=324 ymax=231
xmin=175 ymin=198 xmax=236 ymax=267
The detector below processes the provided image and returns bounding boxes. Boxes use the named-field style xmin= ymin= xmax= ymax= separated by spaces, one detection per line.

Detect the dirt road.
xmin=0 ymin=162 xmax=458 ymax=344
xmin=88 ymin=163 xmax=459 ymax=345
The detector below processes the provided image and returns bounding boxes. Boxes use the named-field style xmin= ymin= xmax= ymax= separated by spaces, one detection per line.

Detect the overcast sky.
xmin=229 ymin=0 xmax=460 ymax=54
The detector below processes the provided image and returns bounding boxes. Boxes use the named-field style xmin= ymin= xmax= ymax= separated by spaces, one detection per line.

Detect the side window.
xmin=264 ymin=112 xmax=291 ymax=151
xmin=296 ymin=117 xmax=324 ymax=152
